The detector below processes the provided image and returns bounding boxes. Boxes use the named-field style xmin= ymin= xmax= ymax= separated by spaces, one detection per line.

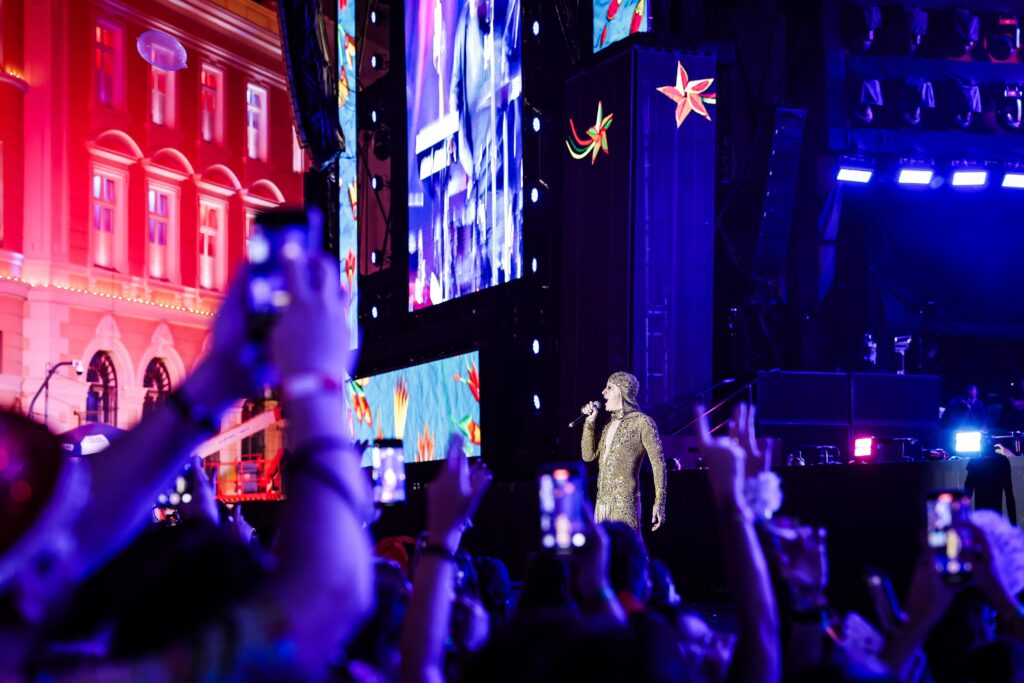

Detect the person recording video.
xmin=580 ymin=372 xmax=667 ymax=532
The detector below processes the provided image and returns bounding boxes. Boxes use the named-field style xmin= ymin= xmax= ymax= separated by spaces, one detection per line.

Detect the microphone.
xmin=568 ymin=401 xmax=602 ymax=428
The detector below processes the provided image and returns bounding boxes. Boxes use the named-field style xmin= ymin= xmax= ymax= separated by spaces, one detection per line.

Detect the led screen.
xmin=593 ymin=0 xmax=649 ymax=53
xmin=338 ymin=0 xmax=359 ymax=348
xmin=406 ymin=0 xmax=523 ymax=310
xmin=349 ymin=351 xmax=481 ymax=464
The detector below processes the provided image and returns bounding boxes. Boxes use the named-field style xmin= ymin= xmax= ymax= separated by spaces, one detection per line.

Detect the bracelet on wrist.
xmin=282 ymin=371 xmax=346 ymax=402
xmin=419 ymin=542 xmax=458 ymax=562
xmin=167 ymin=389 xmax=220 ymax=436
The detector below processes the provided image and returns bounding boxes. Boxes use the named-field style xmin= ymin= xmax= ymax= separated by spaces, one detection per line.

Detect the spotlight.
xmin=1003 ymin=172 xmax=1024 ymax=188
xmin=530 ymin=187 xmax=540 ymax=203
xmin=371 ymin=305 xmax=379 ymax=319
xmin=897 ymin=167 xmax=933 ymax=185
xmin=986 ymin=16 xmax=1020 ymax=61
xmin=853 ymin=79 xmax=883 ymax=124
xmin=370 ymin=8 xmax=378 ymax=24
xmin=531 ymin=258 xmax=538 ymax=273
xmin=532 ymin=116 xmax=541 ymax=132
xmin=370 ymin=175 xmax=385 ymax=191
xmin=891 ymin=6 xmax=928 ymax=54
xmin=370 ymin=53 xmax=387 ymax=70
xmin=946 ymin=7 xmax=980 ymax=57
xmin=836 ymin=166 xmax=873 ymax=183
xmin=842 ymin=5 xmax=882 ymax=53
xmin=532 ymin=20 xmax=540 ymax=36
xmin=854 ymin=436 xmax=874 ymax=458
xmin=901 ymin=79 xmax=934 ymax=127
xmin=951 ymin=84 xmax=982 ymax=129
xmin=954 ymin=431 xmax=983 ymax=455
xmin=532 ymin=394 xmax=541 ymax=410
xmin=998 ymin=84 xmax=1023 ymax=130
xmin=951 ymin=169 xmax=987 ymax=187
xmin=370 ymin=249 xmax=384 ymax=265
xmin=532 ymin=339 xmax=540 ymax=355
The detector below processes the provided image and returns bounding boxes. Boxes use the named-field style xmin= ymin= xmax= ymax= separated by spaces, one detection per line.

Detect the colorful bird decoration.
xmin=599 ymin=0 xmax=646 ymax=48
xmin=394 ymin=378 xmax=409 ymax=441
xmin=453 ymin=415 xmax=482 ymax=446
xmin=453 ymin=360 xmax=480 ymax=403
xmin=350 ymin=380 xmax=373 ymax=427
xmin=566 ymin=101 xmax=614 ymax=165
xmin=656 ymin=62 xmax=716 ymax=127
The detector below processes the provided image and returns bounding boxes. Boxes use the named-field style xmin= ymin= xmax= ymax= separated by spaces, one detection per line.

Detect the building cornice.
xmin=91 ymin=0 xmax=288 ymax=89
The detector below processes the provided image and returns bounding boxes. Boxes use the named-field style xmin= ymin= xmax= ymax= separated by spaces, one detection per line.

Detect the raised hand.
xmin=762 ymin=518 xmax=828 ymax=611
xmin=695 ymin=405 xmax=749 ymax=513
xmin=426 ymin=435 xmax=492 ymax=551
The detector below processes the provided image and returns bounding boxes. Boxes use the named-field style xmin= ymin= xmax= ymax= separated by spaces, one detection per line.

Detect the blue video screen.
xmin=349 ymin=350 xmax=481 ymax=464
xmin=593 ymin=0 xmax=649 ymax=52
xmin=405 ymin=0 xmax=524 ymax=310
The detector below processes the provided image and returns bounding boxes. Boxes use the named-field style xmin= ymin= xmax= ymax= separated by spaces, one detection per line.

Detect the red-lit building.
xmin=0 ymin=0 xmax=302 ymax=457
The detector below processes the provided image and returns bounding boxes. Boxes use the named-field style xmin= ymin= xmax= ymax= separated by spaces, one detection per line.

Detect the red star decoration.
xmin=656 ymin=62 xmax=715 ymax=127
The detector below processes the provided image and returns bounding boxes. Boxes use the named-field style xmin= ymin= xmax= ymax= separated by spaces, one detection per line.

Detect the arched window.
xmin=85 ymin=352 xmax=118 ymax=426
xmin=142 ymin=358 xmax=172 ymax=418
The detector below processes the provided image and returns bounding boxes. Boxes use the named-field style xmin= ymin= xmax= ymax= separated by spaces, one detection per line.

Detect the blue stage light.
xmin=951 ymin=170 xmax=987 ymax=187
xmin=836 ymin=167 xmax=873 ymax=183
xmin=954 ymin=431 xmax=983 ymax=454
xmin=897 ymin=168 xmax=933 ymax=185
xmin=1003 ymin=172 xmax=1024 ymax=188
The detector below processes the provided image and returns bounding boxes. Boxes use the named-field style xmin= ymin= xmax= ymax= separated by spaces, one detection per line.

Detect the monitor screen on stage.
xmin=405 ymin=0 xmax=523 ymax=310
xmin=593 ymin=0 xmax=649 ymax=53
xmin=349 ymin=350 xmax=481 ymax=465
xmin=338 ymin=0 xmax=358 ymax=349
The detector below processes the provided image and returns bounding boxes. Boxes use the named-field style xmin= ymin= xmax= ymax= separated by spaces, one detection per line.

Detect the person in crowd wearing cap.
xmin=580 ymin=372 xmax=666 ymax=532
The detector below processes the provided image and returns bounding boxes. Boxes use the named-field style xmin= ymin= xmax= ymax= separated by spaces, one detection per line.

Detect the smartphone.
xmin=246 ymin=206 xmax=323 ymax=322
xmin=926 ymin=489 xmax=972 ymax=582
xmin=369 ymin=439 xmax=406 ymax=505
xmin=539 ymin=464 xmax=587 ymax=553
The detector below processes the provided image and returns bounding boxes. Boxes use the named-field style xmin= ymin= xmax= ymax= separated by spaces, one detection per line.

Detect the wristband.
xmin=419 ymin=543 xmax=458 ymax=563
xmin=167 ymin=389 xmax=220 ymax=436
xmin=282 ymin=371 xmax=346 ymax=401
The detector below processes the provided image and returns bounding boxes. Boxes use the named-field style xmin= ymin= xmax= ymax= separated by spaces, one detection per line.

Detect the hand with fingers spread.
xmin=426 ymin=435 xmax=493 ymax=552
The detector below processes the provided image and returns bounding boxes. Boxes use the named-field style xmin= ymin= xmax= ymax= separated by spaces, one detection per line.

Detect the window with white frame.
xmin=246 ymin=83 xmax=268 ymax=161
xmin=94 ymin=21 xmax=120 ymax=107
xmin=91 ymin=171 xmax=121 ymax=268
xmin=199 ymin=201 xmax=224 ymax=290
xmin=146 ymin=185 xmax=173 ymax=279
xmin=150 ymin=62 xmax=175 ymax=126
xmin=200 ymin=65 xmax=224 ymax=144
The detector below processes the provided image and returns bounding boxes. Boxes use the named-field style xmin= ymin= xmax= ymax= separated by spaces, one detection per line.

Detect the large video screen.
xmin=593 ymin=0 xmax=649 ymax=53
xmin=349 ymin=350 xmax=481 ymax=465
xmin=406 ymin=0 xmax=523 ymax=310
xmin=338 ymin=0 xmax=359 ymax=348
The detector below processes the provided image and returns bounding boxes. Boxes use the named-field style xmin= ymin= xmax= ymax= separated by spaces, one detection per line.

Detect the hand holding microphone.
xmin=569 ymin=401 xmax=602 ymax=428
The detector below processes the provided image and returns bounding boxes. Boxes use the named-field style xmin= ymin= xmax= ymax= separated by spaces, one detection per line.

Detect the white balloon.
xmin=136 ymin=30 xmax=187 ymax=72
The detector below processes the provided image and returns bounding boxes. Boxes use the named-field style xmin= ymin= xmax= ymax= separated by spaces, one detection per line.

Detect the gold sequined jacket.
xmin=581 ymin=410 xmax=666 ymax=530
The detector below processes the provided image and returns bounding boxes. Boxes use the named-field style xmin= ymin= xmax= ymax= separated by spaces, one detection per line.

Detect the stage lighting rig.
xmin=998 ymin=84 xmax=1024 ymax=130
xmin=836 ymin=158 xmax=873 ymax=183
xmin=852 ymin=79 xmax=883 ymax=124
xmin=951 ymin=83 xmax=982 ymax=129
xmin=954 ymin=431 xmax=983 ymax=455
xmin=843 ymin=5 xmax=882 ymax=53
xmin=901 ymin=79 xmax=934 ymax=127
xmin=890 ymin=6 xmax=928 ymax=55
xmin=945 ymin=7 xmax=980 ymax=57
xmin=985 ymin=15 xmax=1021 ymax=61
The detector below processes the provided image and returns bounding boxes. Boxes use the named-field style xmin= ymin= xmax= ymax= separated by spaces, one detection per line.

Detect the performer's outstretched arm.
xmin=642 ymin=416 xmax=667 ymax=530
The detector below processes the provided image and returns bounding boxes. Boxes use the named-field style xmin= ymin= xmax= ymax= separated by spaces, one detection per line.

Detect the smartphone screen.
xmin=152 ymin=468 xmax=194 ymax=526
xmin=926 ymin=490 xmax=972 ymax=582
xmin=370 ymin=440 xmax=406 ymax=504
xmin=247 ymin=207 xmax=322 ymax=316
xmin=539 ymin=464 xmax=586 ymax=553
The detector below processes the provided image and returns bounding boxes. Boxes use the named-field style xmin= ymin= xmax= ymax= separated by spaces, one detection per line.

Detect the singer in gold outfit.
xmin=581 ymin=371 xmax=666 ymax=531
